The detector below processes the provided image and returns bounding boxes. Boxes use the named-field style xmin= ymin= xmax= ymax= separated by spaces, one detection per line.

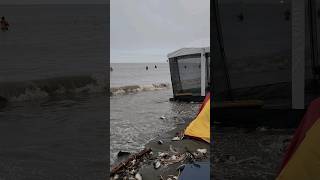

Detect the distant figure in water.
xmin=146 ymin=66 xmax=148 ymax=70
xmin=154 ymin=65 xmax=157 ymax=69
xmin=110 ymin=67 xmax=113 ymax=72
xmin=0 ymin=16 xmax=9 ymax=31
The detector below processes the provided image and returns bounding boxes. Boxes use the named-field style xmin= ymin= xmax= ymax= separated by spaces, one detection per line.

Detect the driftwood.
xmin=110 ymin=148 xmax=152 ymax=176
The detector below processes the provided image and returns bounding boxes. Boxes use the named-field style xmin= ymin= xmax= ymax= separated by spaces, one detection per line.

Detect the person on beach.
xmin=1 ymin=16 xmax=9 ymax=31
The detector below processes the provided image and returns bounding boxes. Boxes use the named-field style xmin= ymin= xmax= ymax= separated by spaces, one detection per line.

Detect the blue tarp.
xmin=178 ymin=161 xmax=210 ymax=180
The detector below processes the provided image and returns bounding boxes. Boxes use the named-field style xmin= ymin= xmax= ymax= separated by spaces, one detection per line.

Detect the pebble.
xmin=154 ymin=161 xmax=161 ymax=169
xmin=135 ymin=173 xmax=142 ymax=180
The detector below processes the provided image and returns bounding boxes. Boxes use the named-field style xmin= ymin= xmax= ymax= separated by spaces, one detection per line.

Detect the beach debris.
xmin=169 ymin=145 xmax=178 ymax=154
xmin=154 ymin=160 xmax=161 ymax=169
xmin=171 ymin=155 xmax=177 ymax=160
xmin=135 ymin=173 xmax=142 ymax=180
xmin=197 ymin=148 xmax=207 ymax=154
xmin=167 ymin=175 xmax=178 ymax=180
xmin=177 ymin=164 xmax=185 ymax=172
xmin=117 ymin=151 xmax=131 ymax=158
xmin=162 ymin=153 xmax=186 ymax=166
xmin=160 ymin=115 xmax=166 ymax=119
xmin=158 ymin=152 xmax=169 ymax=158
xmin=111 ymin=148 xmax=152 ymax=178
xmin=158 ymin=140 xmax=164 ymax=145
xmin=171 ymin=136 xmax=181 ymax=141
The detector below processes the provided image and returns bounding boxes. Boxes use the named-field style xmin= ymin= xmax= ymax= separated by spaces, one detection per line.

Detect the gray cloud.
xmin=111 ymin=0 xmax=210 ymax=63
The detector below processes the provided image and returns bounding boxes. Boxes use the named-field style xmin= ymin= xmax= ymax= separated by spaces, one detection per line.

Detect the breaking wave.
xmin=0 ymin=74 xmax=107 ymax=102
xmin=110 ymin=83 xmax=171 ymax=96
xmin=0 ymin=74 xmax=171 ymax=102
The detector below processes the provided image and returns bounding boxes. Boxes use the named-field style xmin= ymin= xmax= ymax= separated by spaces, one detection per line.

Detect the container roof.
xmin=167 ymin=47 xmax=210 ymax=58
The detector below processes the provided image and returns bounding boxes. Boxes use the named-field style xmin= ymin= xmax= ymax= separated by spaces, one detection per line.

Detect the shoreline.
xmin=110 ymin=111 xmax=210 ymax=180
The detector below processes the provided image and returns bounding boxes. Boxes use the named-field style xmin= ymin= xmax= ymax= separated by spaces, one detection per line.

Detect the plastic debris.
xmin=171 ymin=136 xmax=181 ymax=141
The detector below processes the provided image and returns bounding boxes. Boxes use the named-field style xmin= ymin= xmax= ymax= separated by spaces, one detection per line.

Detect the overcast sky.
xmin=111 ymin=0 xmax=210 ymax=63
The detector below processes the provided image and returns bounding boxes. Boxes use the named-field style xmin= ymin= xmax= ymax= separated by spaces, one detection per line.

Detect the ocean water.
xmin=110 ymin=63 xmax=179 ymax=165
xmin=110 ymin=63 xmax=170 ymax=87
xmin=0 ymin=4 xmax=108 ymax=179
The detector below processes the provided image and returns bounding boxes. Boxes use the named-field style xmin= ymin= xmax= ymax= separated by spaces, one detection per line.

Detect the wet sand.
xmin=212 ymin=127 xmax=294 ymax=180
xmin=110 ymin=108 xmax=210 ymax=180
xmin=140 ymin=117 xmax=210 ymax=179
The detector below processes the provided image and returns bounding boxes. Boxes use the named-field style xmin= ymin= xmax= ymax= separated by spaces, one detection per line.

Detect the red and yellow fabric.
xmin=277 ymin=98 xmax=320 ymax=180
xmin=184 ymin=93 xmax=210 ymax=143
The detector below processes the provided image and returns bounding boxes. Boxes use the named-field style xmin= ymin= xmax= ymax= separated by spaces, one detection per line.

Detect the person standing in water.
xmin=146 ymin=66 xmax=148 ymax=70
xmin=154 ymin=65 xmax=157 ymax=69
xmin=0 ymin=16 xmax=9 ymax=32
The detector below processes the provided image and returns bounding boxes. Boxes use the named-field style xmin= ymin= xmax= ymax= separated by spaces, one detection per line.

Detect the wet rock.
xmin=158 ymin=140 xmax=163 ymax=145
xmin=117 ymin=151 xmax=131 ymax=158
xmin=160 ymin=116 xmax=166 ymax=120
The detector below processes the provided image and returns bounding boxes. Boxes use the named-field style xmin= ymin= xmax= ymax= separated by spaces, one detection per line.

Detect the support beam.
xmin=292 ymin=0 xmax=305 ymax=109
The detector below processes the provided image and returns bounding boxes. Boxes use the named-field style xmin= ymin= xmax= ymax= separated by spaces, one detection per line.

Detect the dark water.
xmin=0 ymin=94 xmax=107 ymax=179
xmin=0 ymin=4 xmax=108 ymax=82
xmin=0 ymin=4 xmax=108 ymax=179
